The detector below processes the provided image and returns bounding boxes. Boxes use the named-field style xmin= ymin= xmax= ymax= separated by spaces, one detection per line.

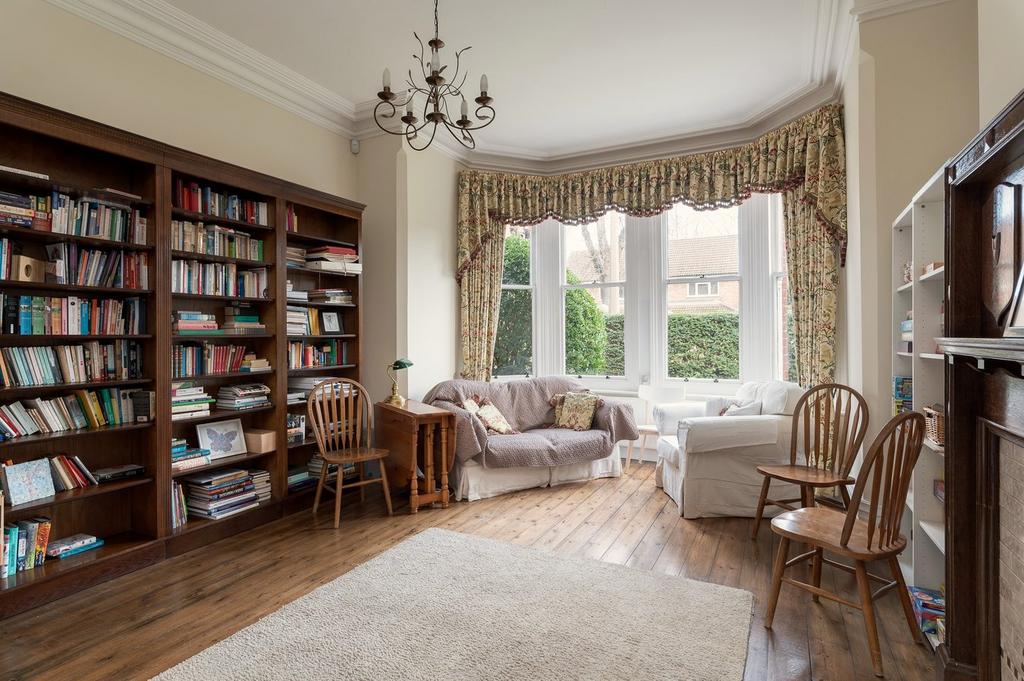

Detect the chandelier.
xmin=373 ymin=0 xmax=494 ymax=151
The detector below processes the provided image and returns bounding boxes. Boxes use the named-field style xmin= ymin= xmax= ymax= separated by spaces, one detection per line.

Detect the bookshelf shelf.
xmin=919 ymin=266 xmax=945 ymax=282
xmin=171 ymin=208 xmax=274 ymax=232
xmin=171 ymin=451 xmax=273 ymax=478
xmin=172 ymin=292 xmax=272 ymax=303
xmin=919 ymin=352 xmax=944 ymax=360
xmin=287 ymin=334 xmax=356 ymax=341
xmin=896 ymin=281 xmax=914 ymax=293
xmin=0 ymin=377 xmax=153 ymax=399
xmin=0 ymin=225 xmax=154 ymax=251
xmin=287 ymin=438 xmax=317 ymax=450
xmin=0 ymin=93 xmax=363 ymax=620
xmin=288 ymin=364 xmax=357 ymax=375
xmin=6 ymin=477 xmax=154 ymax=516
xmin=172 ymin=370 xmax=274 ymax=382
xmin=286 ymin=265 xmax=358 ymax=278
xmin=0 ymin=422 xmax=153 ymax=450
xmin=919 ymin=519 xmax=946 ymax=554
xmin=923 ymin=438 xmax=945 ymax=454
xmin=171 ymin=404 xmax=275 ymax=425
xmin=0 ymin=281 xmax=153 ymax=296
xmin=172 ymin=333 xmax=273 ymax=341
xmin=896 ymin=351 xmax=913 ymax=358
xmin=170 ymin=250 xmax=268 ymax=267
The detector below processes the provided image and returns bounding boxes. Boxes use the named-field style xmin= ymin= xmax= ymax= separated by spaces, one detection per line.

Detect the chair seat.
xmin=322 ymin=447 xmax=389 ymax=464
xmin=637 ymin=423 xmax=659 ymax=435
xmin=771 ymin=506 xmax=907 ymax=560
xmin=756 ymin=464 xmax=854 ymax=487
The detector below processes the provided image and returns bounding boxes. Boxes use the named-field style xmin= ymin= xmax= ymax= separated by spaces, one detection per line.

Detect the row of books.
xmin=171 ymin=259 xmax=269 ymax=299
xmin=0 ymin=190 xmax=147 ymax=244
xmin=286 ymin=460 xmax=356 ymax=494
xmin=286 ymin=377 xmax=352 ymax=405
xmin=285 ymin=284 xmax=353 ymax=306
xmin=171 ymin=220 xmax=265 ymax=261
xmin=288 ymin=340 xmax=349 ymax=369
xmin=181 ymin=468 xmax=264 ymax=520
xmin=1 ymin=517 xmax=51 ymax=575
xmin=174 ymin=179 xmax=269 ymax=226
xmin=1 ymin=456 xmax=145 ymax=505
xmin=217 ymin=383 xmax=270 ymax=411
xmin=285 ymin=204 xmax=299 ymax=232
xmin=286 ymin=306 xmax=345 ymax=336
xmin=171 ymin=381 xmax=215 ymax=421
xmin=44 ymin=243 xmax=151 ymax=290
xmin=1 ymin=294 xmax=146 ymax=336
xmin=0 ymin=388 xmax=154 ymax=440
xmin=171 ymin=438 xmax=213 ymax=473
xmin=171 ymin=481 xmax=187 ymax=529
xmin=172 ymin=343 xmax=271 ymax=378
xmin=893 ymin=375 xmax=912 ymax=415
xmin=0 ymin=340 xmax=143 ymax=389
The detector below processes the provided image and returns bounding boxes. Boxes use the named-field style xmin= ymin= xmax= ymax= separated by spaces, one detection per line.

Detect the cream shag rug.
xmin=155 ymin=528 xmax=752 ymax=680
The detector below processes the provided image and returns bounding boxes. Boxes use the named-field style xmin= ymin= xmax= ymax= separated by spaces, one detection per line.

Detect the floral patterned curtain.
xmin=457 ymin=103 xmax=846 ymax=383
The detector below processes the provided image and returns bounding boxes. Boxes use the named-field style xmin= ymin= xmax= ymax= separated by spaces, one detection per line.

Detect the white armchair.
xmin=653 ymin=381 xmax=805 ymax=518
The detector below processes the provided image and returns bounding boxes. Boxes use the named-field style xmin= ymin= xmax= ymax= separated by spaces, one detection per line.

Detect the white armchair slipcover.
xmin=653 ymin=382 xmax=805 ymax=518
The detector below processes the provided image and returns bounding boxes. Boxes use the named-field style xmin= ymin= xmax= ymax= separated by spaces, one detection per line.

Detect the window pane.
xmin=775 ymin=275 xmax=797 ymax=382
xmin=564 ymin=285 xmax=624 ymax=376
xmin=564 ymin=213 xmax=626 ymax=285
xmin=493 ymin=288 xmax=533 ymax=376
xmin=664 ymin=204 xmax=739 ymax=278
xmin=502 ymin=225 xmax=531 ymax=285
xmin=666 ymin=282 xmax=739 ymax=379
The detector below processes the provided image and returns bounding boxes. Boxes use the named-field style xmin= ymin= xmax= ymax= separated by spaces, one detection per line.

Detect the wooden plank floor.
xmin=1 ymin=463 xmax=935 ymax=680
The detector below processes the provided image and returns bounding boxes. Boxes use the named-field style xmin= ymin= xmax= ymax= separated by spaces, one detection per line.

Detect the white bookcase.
xmin=891 ymin=167 xmax=947 ymax=608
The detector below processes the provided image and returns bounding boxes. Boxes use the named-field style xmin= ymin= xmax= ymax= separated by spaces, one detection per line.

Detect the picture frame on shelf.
xmin=196 ymin=418 xmax=247 ymax=460
xmin=321 ymin=312 xmax=341 ymax=334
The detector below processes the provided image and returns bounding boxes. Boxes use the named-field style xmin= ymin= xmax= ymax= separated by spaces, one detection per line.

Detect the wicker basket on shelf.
xmin=923 ymin=405 xmax=945 ymax=446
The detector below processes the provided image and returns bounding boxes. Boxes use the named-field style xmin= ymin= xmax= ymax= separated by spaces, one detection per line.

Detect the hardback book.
xmin=1 ymin=458 xmax=55 ymax=506
xmin=91 ymin=463 xmax=145 ymax=483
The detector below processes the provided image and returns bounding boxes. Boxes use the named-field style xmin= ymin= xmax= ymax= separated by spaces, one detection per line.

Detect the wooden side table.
xmin=374 ymin=400 xmax=456 ymax=513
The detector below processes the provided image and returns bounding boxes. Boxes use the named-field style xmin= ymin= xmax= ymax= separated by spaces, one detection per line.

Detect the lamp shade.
xmin=391 ymin=358 xmax=413 ymax=370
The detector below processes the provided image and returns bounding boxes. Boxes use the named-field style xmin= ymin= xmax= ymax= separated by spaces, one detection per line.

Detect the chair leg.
xmin=764 ymin=536 xmax=790 ymax=629
xmin=333 ymin=472 xmax=344 ymax=529
xmin=889 ymin=556 xmax=923 ymax=644
xmin=625 ymin=439 xmax=634 ymax=473
xmin=379 ymin=459 xmax=393 ymax=517
xmin=839 ymin=484 xmax=852 ymax=510
xmin=854 ymin=560 xmax=884 ymax=677
xmin=751 ymin=476 xmax=771 ymax=539
xmin=810 ymin=548 xmax=823 ymax=602
xmin=359 ymin=461 xmax=367 ymax=502
xmin=312 ymin=460 xmax=329 ymax=517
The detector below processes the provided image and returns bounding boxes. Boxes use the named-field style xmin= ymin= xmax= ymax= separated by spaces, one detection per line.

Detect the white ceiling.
xmin=49 ymin=0 xmax=868 ymax=171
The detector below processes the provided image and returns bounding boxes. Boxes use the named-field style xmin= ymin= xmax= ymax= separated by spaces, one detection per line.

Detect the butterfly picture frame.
xmin=196 ymin=418 xmax=247 ymax=460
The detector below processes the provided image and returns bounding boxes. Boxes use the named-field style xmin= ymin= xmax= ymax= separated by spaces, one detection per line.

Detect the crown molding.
xmin=47 ymin=0 xmax=855 ymax=175
xmin=851 ymin=0 xmax=957 ymax=22
xmin=46 ymin=0 xmax=356 ymax=136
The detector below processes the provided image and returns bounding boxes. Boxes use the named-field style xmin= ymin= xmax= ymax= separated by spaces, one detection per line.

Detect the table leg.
xmin=408 ymin=425 xmax=420 ymax=514
xmin=440 ymin=419 xmax=450 ymax=508
xmin=424 ymin=423 xmax=435 ymax=504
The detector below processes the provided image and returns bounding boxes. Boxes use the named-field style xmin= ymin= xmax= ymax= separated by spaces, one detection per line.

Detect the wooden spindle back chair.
xmin=751 ymin=383 xmax=869 ymax=538
xmin=764 ymin=411 xmax=926 ymax=677
xmin=307 ymin=378 xmax=393 ymax=527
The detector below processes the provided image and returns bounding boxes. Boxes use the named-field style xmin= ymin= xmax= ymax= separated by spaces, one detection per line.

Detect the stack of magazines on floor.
xmin=182 ymin=468 xmax=262 ymax=519
xmin=171 ymin=381 xmax=215 ymax=421
xmin=216 ymin=383 xmax=270 ymax=411
xmin=170 ymin=437 xmax=212 ymax=472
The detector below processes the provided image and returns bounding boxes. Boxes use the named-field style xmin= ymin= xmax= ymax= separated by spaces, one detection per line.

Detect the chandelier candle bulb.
xmin=461 ymin=98 xmax=468 ymax=117
xmin=480 ymin=74 xmax=488 ymax=93
xmin=383 ymin=68 xmax=390 ymax=89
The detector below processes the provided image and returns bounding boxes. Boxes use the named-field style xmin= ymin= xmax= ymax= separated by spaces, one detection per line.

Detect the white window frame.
xmin=687 ymin=281 xmax=719 ymax=297
xmin=492 ymin=225 xmax=537 ymax=378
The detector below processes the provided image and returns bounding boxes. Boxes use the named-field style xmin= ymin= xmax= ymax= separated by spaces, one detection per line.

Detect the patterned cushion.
xmin=464 ymin=395 xmax=517 ymax=434
xmin=554 ymin=392 xmax=604 ymax=431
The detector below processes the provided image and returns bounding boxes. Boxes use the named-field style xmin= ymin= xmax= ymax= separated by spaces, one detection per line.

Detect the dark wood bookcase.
xmin=0 ymin=92 xmax=364 ymax=618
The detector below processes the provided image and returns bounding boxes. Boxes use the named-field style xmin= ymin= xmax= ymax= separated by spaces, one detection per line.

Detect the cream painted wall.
xmin=403 ymin=148 xmax=463 ymax=400
xmin=844 ymin=0 xmax=978 ymax=444
xmin=978 ymin=0 xmax=1024 ymax=125
xmin=0 ymin=0 xmax=357 ymax=198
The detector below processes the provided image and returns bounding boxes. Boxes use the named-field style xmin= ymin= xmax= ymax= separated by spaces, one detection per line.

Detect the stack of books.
xmin=1 ymin=190 xmax=147 ymax=244
xmin=287 ymin=465 xmax=316 ymax=493
xmin=174 ymin=179 xmax=269 ymax=226
xmin=45 ymin=533 xmax=103 ymax=560
xmin=898 ymin=317 xmax=913 ymax=353
xmin=1 ymin=294 xmax=146 ymax=336
xmin=170 ymin=481 xmax=187 ymax=529
xmin=893 ymin=376 xmax=912 ymax=415
xmin=0 ymin=190 xmax=51 ymax=230
xmin=170 ymin=437 xmax=212 ymax=472
xmin=171 ymin=220 xmax=264 ymax=261
xmin=250 ymin=469 xmax=271 ymax=503
xmin=308 ymin=288 xmax=353 ymax=305
xmin=222 ymin=303 xmax=266 ymax=335
xmin=286 ymin=305 xmax=308 ymax=335
xmin=286 ymin=377 xmax=351 ymax=403
xmin=172 ymin=311 xmax=218 ymax=336
xmin=0 ymin=340 xmax=143 ymax=388
xmin=304 ymin=246 xmax=361 ymax=274
xmin=908 ymin=586 xmax=945 ymax=647
xmin=216 ymin=383 xmax=271 ymax=411
xmin=170 ymin=381 xmax=215 ymax=421
xmin=0 ymin=387 xmax=150 ymax=440
xmin=240 ymin=353 xmax=271 ymax=373
xmin=308 ymin=455 xmax=356 ymax=482
xmin=285 ymin=281 xmax=308 ymax=302
xmin=45 ymin=244 xmax=150 ymax=289
xmin=181 ymin=468 xmax=260 ymax=520
xmin=286 ymin=246 xmax=306 ymax=268
xmin=2 ymin=517 xmax=51 ymax=575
